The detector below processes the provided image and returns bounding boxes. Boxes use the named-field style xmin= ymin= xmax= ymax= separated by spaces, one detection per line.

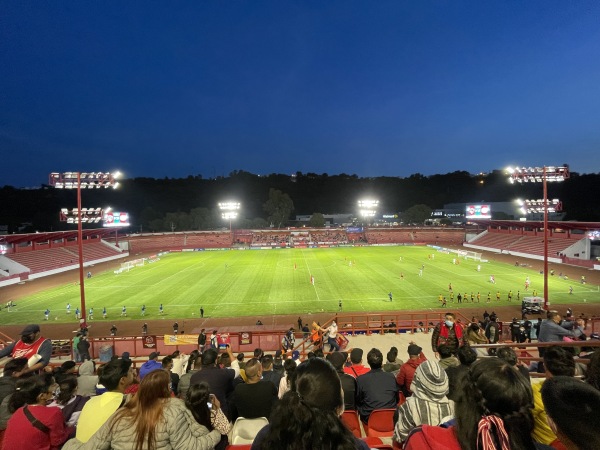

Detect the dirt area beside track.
xmin=1 ymin=248 xmax=599 ymax=340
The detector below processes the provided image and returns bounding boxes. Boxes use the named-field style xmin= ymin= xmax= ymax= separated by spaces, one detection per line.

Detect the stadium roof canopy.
xmin=0 ymin=228 xmax=115 ymax=246
xmin=471 ymin=220 xmax=600 ymax=232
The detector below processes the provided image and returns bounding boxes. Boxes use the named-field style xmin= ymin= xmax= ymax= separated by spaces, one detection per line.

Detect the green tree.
xmin=263 ymin=188 xmax=294 ymax=228
xmin=309 ymin=213 xmax=325 ymax=227
xmin=402 ymin=204 xmax=432 ymax=225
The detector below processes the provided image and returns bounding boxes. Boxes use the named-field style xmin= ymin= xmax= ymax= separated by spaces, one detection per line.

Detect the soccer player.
xmin=487 ymin=292 xmax=491 ymax=303
xmin=66 ymin=303 xmax=71 ymax=314
xmin=102 ymin=307 xmax=107 ymax=319
xmin=457 ymin=293 xmax=462 ymax=304
xmin=508 ymin=290 xmax=513 ymax=302
xmin=75 ymin=307 xmax=80 ymax=320
xmin=89 ymin=307 xmax=94 ymax=320
xmin=438 ymin=294 xmax=443 ymax=303
xmin=496 ymin=291 xmax=501 ymax=301
xmin=44 ymin=308 xmax=50 ymax=320
xmin=388 ymin=292 xmax=393 ymax=302
xmin=569 ymin=286 xmax=573 ymax=295
xmin=470 ymin=292 xmax=475 ymax=303
xmin=449 ymin=291 xmax=454 ymax=302
xmin=448 ymin=283 xmax=452 ymax=291
xmin=441 ymin=297 xmax=447 ymax=308
xmin=338 ymin=299 xmax=343 ymax=311
xmin=477 ymin=292 xmax=481 ymax=302
xmin=159 ymin=303 xmax=164 ymax=315
xmin=517 ymin=291 xmax=520 ymax=301
xmin=200 ymin=306 xmax=204 ymax=318
xmin=141 ymin=304 xmax=146 ymax=316
xmin=121 ymin=306 xmax=127 ymax=317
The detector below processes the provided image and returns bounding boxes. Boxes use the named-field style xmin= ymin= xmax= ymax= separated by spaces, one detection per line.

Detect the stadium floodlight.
xmin=507 ymin=165 xmax=569 ymax=310
xmin=60 ymin=207 xmax=105 ymax=224
xmin=358 ymin=199 xmax=379 ymax=224
xmin=49 ymin=171 xmax=121 ymax=328
xmin=219 ymin=201 xmax=241 ymax=241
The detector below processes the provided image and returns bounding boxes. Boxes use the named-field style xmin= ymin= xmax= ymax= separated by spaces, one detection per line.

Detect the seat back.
xmin=230 ymin=417 xmax=269 ymax=445
xmin=366 ymin=409 xmax=396 ymax=437
xmin=341 ymin=410 xmax=363 ymax=437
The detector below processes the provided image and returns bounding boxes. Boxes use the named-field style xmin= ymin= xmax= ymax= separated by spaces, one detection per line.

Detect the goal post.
xmin=119 ymin=258 xmax=146 ymax=272
xmin=459 ymin=250 xmax=482 ymax=261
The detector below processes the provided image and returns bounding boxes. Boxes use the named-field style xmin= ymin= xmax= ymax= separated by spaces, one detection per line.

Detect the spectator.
xmin=393 ymin=360 xmax=454 ymax=444
xmin=431 ymin=313 xmax=466 ymax=357
xmin=437 ymin=344 xmax=460 ymax=370
xmin=484 ymin=314 xmax=500 ymax=355
xmin=328 ymin=351 xmax=357 ymax=411
xmin=497 ymin=346 xmax=530 ymax=380
xmin=251 ymin=358 xmax=369 ymax=450
xmin=277 ymin=359 xmax=297 ymax=399
xmin=190 ymin=348 xmax=236 ymax=419
xmin=343 ymin=348 xmax=370 ymax=378
xmin=231 ymin=358 xmax=278 ymax=420
xmin=0 ymin=358 xmax=30 ymax=436
xmin=445 ymin=345 xmax=477 ymax=401
xmin=272 ymin=350 xmax=284 ymax=374
xmin=162 ymin=356 xmax=179 ymax=394
xmin=48 ymin=375 xmax=90 ymax=427
xmin=356 ymin=348 xmax=399 ymax=423
xmin=538 ymin=312 xmax=578 ymax=371
xmin=260 ymin=355 xmax=282 ymax=389
xmin=541 ymin=376 xmax=600 ymax=450
xmin=198 ymin=329 xmax=207 ymax=353
xmin=76 ymin=360 xmax=98 ymax=397
xmin=185 ymin=382 xmax=231 ymax=450
xmin=139 ymin=352 xmax=162 ymax=379
xmin=178 ymin=356 xmax=201 ymax=399
xmin=77 ymin=336 xmax=91 ymax=362
xmin=466 ymin=322 xmax=488 ymax=356
xmin=532 ymin=346 xmax=576 ymax=448
xmin=171 ymin=350 xmax=190 ymax=378
xmin=404 ymin=358 xmax=546 ymax=450
xmin=0 ymin=324 xmax=52 ymax=375
xmin=63 ymin=369 xmax=222 ymax=450
xmin=3 ymin=374 xmax=73 ymax=450
xmin=383 ymin=349 xmax=403 ymax=374
xmin=75 ymin=358 xmax=134 ymax=443
xmin=396 ymin=343 xmax=427 ymax=398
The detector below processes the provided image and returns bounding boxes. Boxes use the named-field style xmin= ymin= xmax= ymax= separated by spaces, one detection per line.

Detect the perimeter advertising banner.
xmin=465 ymin=204 xmax=491 ymax=219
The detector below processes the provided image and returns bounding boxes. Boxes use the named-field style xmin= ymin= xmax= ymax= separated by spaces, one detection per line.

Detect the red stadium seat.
xmin=341 ymin=410 xmax=363 ymax=437
xmin=366 ymin=408 xmax=396 ymax=437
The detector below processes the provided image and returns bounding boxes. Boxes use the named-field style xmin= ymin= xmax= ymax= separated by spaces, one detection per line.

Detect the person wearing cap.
xmin=396 ymin=342 xmax=427 ymax=398
xmin=0 ymin=324 xmax=52 ymax=376
xmin=343 ymin=348 xmax=371 ymax=378
xmin=356 ymin=348 xmax=400 ymax=423
xmin=393 ymin=360 xmax=454 ymax=444
xmin=328 ymin=351 xmax=357 ymax=411
xmin=139 ymin=352 xmax=162 ymax=379
xmin=75 ymin=358 xmax=134 ymax=443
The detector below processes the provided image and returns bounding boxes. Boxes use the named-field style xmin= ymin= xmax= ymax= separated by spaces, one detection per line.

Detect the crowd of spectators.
xmin=1 ymin=312 xmax=599 ymax=449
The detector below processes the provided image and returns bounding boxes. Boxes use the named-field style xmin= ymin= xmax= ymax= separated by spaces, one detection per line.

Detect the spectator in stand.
xmin=396 ymin=343 xmax=427 ymax=398
xmin=532 ymin=346 xmax=576 ymax=448
xmin=431 ymin=313 xmax=466 ymax=358
xmin=251 ymin=357 xmax=369 ymax=450
xmin=197 ymin=329 xmax=207 ymax=353
xmin=2 ymin=374 xmax=73 ymax=450
xmin=48 ymin=375 xmax=90 ymax=427
xmin=278 ymin=359 xmax=297 ymax=399
xmin=272 ymin=350 xmax=284 ymax=374
xmin=162 ymin=356 xmax=179 ymax=394
xmin=260 ymin=355 xmax=282 ymax=389
xmin=404 ymin=358 xmax=551 ymax=450
xmin=139 ymin=352 xmax=162 ymax=379
xmin=393 ymin=360 xmax=454 ymax=444
xmin=484 ymin=314 xmax=500 ymax=355
xmin=0 ymin=324 xmax=52 ymax=376
xmin=76 ymin=360 xmax=98 ymax=397
xmin=185 ymin=382 xmax=232 ymax=450
xmin=446 ymin=345 xmax=477 ymax=402
xmin=497 ymin=346 xmax=530 ymax=380
xmin=0 ymin=358 xmax=30 ymax=439
xmin=466 ymin=322 xmax=489 ymax=356
xmin=437 ymin=344 xmax=460 ymax=370
xmin=230 ymin=358 xmax=278 ymax=420
xmin=190 ymin=348 xmax=236 ymax=420
xmin=584 ymin=351 xmax=600 ymax=391
xmin=383 ymin=348 xmax=403 ymax=374
xmin=328 ymin=351 xmax=357 ymax=411
xmin=75 ymin=358 xmax=134 ymax=443
xmin=64 ymin=369 xmax=222 ymax=450
xmin=538 ymin=312 xmax=579 ymax=372
xmin=178 ymin=356 xmax=201 ymax=399
xmin=343 ymin=348 xmax=370 ymax=378
xmin=171 ymin=350 xmax=190 ymax=378
xmin=541 ymin=376 xmax=600 ymax=450
xmin=356 ymin=348 xmax=399 ymax=423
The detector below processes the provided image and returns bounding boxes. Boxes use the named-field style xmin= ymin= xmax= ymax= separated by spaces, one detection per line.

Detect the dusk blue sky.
xmin=2 ymin=1 xmax=600 ymax=187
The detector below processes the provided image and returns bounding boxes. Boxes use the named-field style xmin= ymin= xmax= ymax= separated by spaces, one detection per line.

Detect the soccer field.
xmin=2 ymin=246 xmax=598 ymax=325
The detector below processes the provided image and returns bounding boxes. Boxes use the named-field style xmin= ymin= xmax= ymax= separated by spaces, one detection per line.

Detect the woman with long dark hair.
xmin=185 ymin=382 xmax=231 ymax=450
xmin=63 ymin=369 xmax=222 ymax=450
xmin=404 ymin=357 xmax=553 ymax=450
xmin=277 ymin=358 xmax=297 ymax=399
xmin=253 ymin=357 xmax=368 ymax=450
xmin=48 ymin=375 xmax=89 ymax=427
xmin=3 ymin=374 xmax=73 ymax=450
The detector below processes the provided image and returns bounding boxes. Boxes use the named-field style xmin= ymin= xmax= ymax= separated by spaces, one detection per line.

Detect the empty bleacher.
xmin=506 ymin=235 xmax=580 ymax=257
xmin=127 ymin=232 xmax=231 ymax=253
xmin=7 ymin=247 xmax=78 ymax=274
xmin=468 ymin=232 xmax=522 ymax=250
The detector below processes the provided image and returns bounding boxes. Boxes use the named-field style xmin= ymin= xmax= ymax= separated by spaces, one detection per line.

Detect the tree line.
xmin=1 ymin=169 xmax=599 ymax=233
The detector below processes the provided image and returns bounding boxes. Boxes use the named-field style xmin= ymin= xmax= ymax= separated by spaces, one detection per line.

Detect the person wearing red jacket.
xmin=396 ymin=343 xmax=427 ymax=398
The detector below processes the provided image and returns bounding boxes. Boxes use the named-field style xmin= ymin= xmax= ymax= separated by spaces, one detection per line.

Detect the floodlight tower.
xmin=358 ymin=199 xmax=379 ymax=226
xmin=507 ymin=166 xmax=569 ymax=310
xmin=49 ymin=172 xmax=121 ymax=327
xmin=218 ymin=201 xmax=240 ymax=243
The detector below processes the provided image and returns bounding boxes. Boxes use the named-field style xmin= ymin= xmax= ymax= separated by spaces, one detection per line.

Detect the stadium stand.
xmin=7 ymin=247 xmax=80 ymax=274
xmin=469 ymin=231 xmax=581 ymax=257
xmin=127 ymin=232 xmax=231 ymax=253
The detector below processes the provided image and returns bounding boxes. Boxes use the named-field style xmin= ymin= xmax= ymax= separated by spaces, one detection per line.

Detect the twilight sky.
xmin=2 ymin=1 xmax=600 ymax=187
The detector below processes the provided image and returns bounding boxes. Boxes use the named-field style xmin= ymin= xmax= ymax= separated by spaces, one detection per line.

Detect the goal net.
xmin=116 ymin=258 xmax=146 ymax=273
xmin=458 ymin=250 xmax=482 ymax=261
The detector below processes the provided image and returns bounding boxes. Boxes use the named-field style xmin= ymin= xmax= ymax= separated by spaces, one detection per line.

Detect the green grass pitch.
xmin=2 ymin=246 xmax=598 ymax=325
